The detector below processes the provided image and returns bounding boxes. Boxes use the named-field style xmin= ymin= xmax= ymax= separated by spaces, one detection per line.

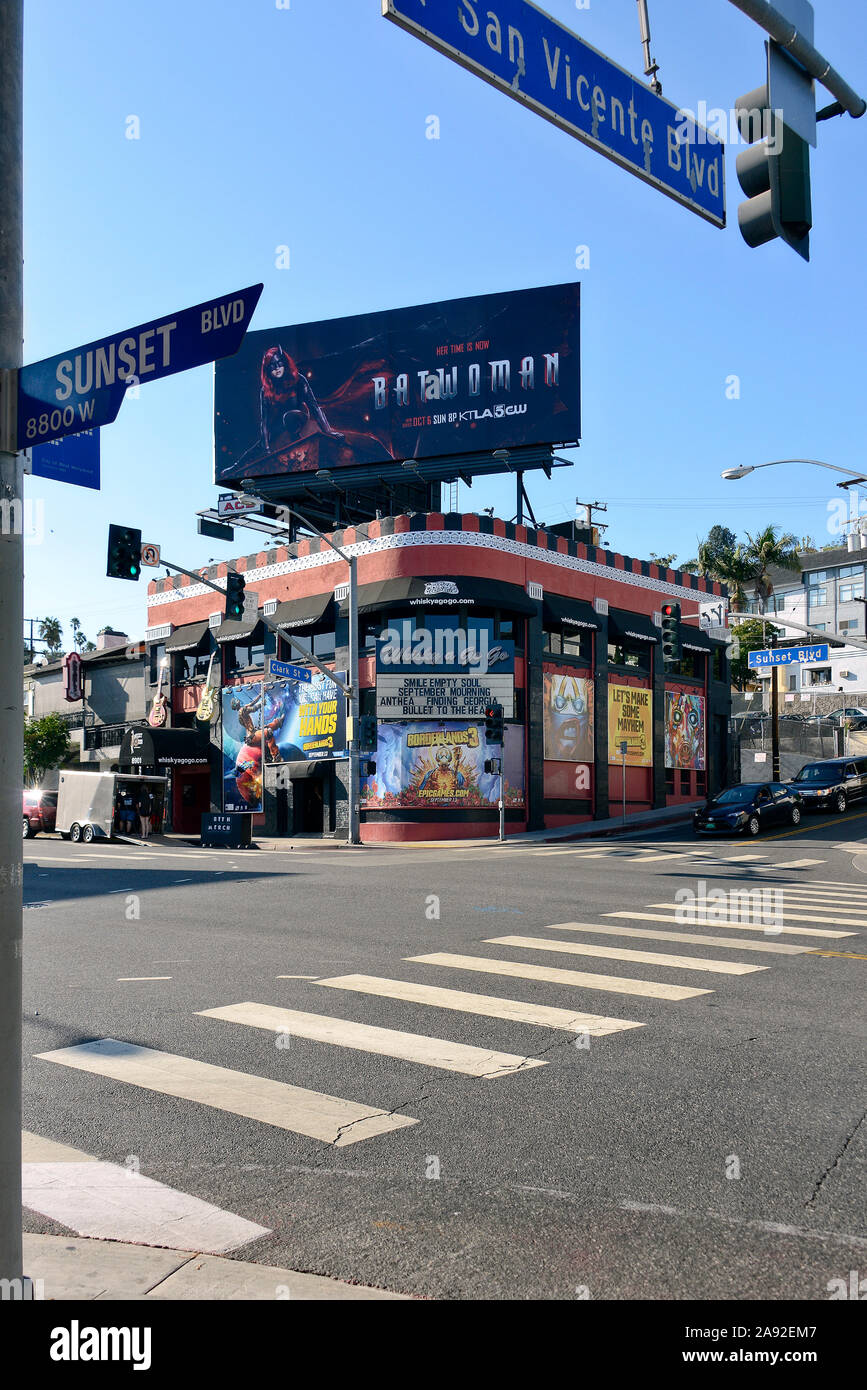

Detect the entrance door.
xmin=174 ymin=770 xmax=210 ymax=834
xmin=294 ymin=778 xmax=325 ymax=834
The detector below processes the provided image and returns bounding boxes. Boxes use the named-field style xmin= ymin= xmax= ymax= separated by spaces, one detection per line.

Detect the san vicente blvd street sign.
xmin=17 ymin=283 xmax=263 ymax=450
xmin=383 ymin=0 xmax=725 ymax=227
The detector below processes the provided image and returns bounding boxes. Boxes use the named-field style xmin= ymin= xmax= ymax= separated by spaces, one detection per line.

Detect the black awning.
xmin=542 ymin=594 xmax=602 ymax=631
xmin=119 ymin=726 xmax=211 ymax=769
xmin=338 ymin=576 xmax=537 ymax=617
xmin=273 ymin=592 xmax=334 ymax=631
xmin=681 ymin=624 xmax=714 ymax=653
xmin=282 ymin=760 xmax=329 ymax=778
xmin=608 ymin=609 xmax=660 ymax=644
xmin=164 ymin=621 xmax=210 ymax=653
xmin=212 ymin=618 xmax=260 ymax=644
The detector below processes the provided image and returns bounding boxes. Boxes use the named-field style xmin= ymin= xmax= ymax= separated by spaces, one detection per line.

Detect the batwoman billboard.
xmin=214 ymin=283 xmax=580 ymax=484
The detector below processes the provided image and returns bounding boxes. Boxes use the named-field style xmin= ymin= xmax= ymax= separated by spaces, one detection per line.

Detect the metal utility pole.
xmin=636 ymin=1 xmax=662 ymax=94
xmin=726 ymin=0 xmax=865 ymax=118
xmin=0 ymin=0 xmax=23 ymax=1288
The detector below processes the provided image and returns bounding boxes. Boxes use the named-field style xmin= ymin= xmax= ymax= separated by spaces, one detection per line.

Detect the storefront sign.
xmin=664 ymin=691 xmax=706 ymax=771
xmin=376 ymin=619 xmax=514 ymax=676
xmin=62 ymin=652 xmax=83 ymax=703
xmin=361 ymin=721 xmax=525 ymax=809
xmin=608 ymin=684 xmax=652 ymax=767
xmin=542 ymin=671 xmax=593 ymax=762
xmin=222 ymin=674 xmax=347 ymax=810
xmin=201 ymin=812 xmax=252 ymax=849
xmin=376 ymin=674 xmax=514 ymax=719
xmin=214 ymin=283 xmax=580 ymax=487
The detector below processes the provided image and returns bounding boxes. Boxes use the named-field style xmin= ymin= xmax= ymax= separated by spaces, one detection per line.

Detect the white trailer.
xmin=55 ymin=770 xmax=167 ymax=843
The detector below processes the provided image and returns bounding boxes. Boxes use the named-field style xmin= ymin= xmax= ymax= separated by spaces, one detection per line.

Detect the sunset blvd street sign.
xmin=18 ymin=283 xmax=263 ymax=449
xmin=748 ymin=644 xmax=830 ymax=667
xmin=384 ymin=0 xmax=725 ymax=227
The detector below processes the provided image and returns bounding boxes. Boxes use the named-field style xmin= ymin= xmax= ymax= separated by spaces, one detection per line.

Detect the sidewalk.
xmin=146 ymin=802 xmax=702 ymax=853
xmin=23 ymin=1234 xmax=410 ymax=1301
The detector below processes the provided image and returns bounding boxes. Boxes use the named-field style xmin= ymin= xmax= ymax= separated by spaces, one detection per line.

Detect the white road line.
xmin=787 ymin=878 xmax=867 ymax=890
xmin=276 ymin=975 xmax=321 ymax=980
xmin=646 ymin=901 xmax=867 ymax=927
xmin=766 ymin=857 xmax=826 ymax=868
xmin=484 ymin=935 xmax=765 ymax=976
xmin=117 ymin=977 xmax=172 ymax=982
xmin=405 ymin=953 xmax=712 ymax=1001
xmin=197 ymin=1002 xmax=545 ymax=1079
xmin=754 ymin=887 xmax=867 ymax=902
xmin=605 ymin=910 xmax=854 ymax=938
xmin=36 ymin=1039 xmax=418 ymax=1146
xmin=717 ymin=853 xmax=767 ymax=862
xmin=743 ymin=895 xmax=867 ymax=916
xmin=22 ymin=1131 xmax=96 ymax=1164
xmin=542 ymin=922 xmax=809 ymax=954
xmin=22 ymin=1154 xmax=269 ymax=1254
xmin=316 ymin=973 xmax=645 ymax=1035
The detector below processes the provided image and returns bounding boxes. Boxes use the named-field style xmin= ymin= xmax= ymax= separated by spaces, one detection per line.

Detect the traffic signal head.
xmin=735 ymin=41 xmax=814 ymax=261
xmin=225 ymin=570 xmax=246 ymax=621
xmin=660 ymin=602 xmax=681 ymax=668
xmin=484 ymin=702 xmax=504 ymax=744
xmin=364 ymin=759 xmax=377 ymax=777
xmin=106 ymin=525 xmax=142 ymax=581
xmin=357 ymin=715 xmax=377 ymax=752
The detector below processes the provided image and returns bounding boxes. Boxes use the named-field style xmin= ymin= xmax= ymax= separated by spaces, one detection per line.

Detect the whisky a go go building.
xmin=144 ymin=284 xmax=731 ymax=841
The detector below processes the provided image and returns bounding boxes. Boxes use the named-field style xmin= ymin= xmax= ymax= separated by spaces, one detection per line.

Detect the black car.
xmin=787 ymin=757 xmax=867 ymax=814
xmin=693 ymin=782 xmax=802 ymax=837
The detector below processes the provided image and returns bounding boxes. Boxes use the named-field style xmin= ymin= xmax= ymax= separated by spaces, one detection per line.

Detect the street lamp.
xmin=722 ymin=459 xmax=867 ymax=488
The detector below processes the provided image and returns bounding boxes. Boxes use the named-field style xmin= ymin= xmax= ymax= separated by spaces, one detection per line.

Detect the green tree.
xmin=38 ymin=616 xmax=63 ymax=658
xmin=685 ymin=524 xmax=738 ymax=577
xmin=728 ymin=618 xmax=782 ymax=692
xmin=742 ymin=524 xmax=801 ymax=608
xmin=649 ymin=551 xmax=678 ymax=568
xmin=23 ymin=713 xmax=71 ymax=786
xmin=70 ymin=618 xmax=91 ymax=652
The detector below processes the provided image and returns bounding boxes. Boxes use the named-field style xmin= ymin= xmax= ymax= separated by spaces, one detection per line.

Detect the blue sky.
xmin=22 ymin=0 xmax=867 ymax=647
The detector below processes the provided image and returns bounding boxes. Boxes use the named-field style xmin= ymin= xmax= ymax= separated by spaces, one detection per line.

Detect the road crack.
xmin=804 ymin=1107 xmax=867 ymax=1208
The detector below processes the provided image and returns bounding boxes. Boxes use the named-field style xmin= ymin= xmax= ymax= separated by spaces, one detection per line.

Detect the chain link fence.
xmin=732 ymin=691 xmax=867 ymax=783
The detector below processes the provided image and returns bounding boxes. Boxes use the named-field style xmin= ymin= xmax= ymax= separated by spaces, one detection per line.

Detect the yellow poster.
xmin=608 ymin=683 xmax=653 ymax=766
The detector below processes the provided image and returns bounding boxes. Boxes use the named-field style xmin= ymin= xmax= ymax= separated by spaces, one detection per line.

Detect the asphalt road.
xmin=21 ymin=812 xmax=867 ymax=1301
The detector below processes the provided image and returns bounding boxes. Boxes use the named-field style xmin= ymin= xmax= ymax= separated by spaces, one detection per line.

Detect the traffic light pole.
xmin=498 ymin=768 xmax=505 ymax=842
xmin=726 ymin=0 xmax=866 ymax=118
xmin=0 ymin=0 xmax=23 ymax=1291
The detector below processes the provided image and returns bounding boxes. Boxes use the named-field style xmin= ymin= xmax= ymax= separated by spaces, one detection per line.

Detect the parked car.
xmin=825 ymin=707 xmax=867 ymax=725
xmin=787 ymin=757 xmax=867 ymax=814
xmin=22 ymin=789 xmax=57 ymax=838
xmin=694 ymin=782 xmax=802 ymax=837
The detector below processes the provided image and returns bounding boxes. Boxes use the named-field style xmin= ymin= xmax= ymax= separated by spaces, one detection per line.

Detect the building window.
xmin=712 ymin=648 xmax=726 ymax=682
xmin=665 ymin=768 xmax=675 ymax=794
xmin=809 ymin=667 xmax=832 ymax=686
xmin=696 ymin=770 xmax=706 ymax=796
xmin=679 ymin=769 xmax=691 ymax=794
xmin=838 ymin=564 xmax=864 ymax=579
xmin=175 ymin=650 xmax=211 ymax=682
xmin=808 ymin=571 xmax=829 ymax=585
xmin=840 ymin=618 xmax=860 ymax=635
xmin=839 ymin=582 xmax=864 ymax=603
xmin=148 ymin=643 xmax=166 ymax=686
xmin=229 ymin=640 xmax=265 ymax=672
xmin=607 ymin=639 xmax=649 ymax=670
xmin=808 ymin=586 xmax=827 ymax=608
xmin=811 ymin=622 xmax=827 ymax=632
xmin=670 ymin=650 xmax=706 ymax=680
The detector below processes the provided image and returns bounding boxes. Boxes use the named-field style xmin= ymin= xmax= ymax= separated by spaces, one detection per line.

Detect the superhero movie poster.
xmin=360 ymin=722 xmax=525 ymax=810
xmin=214 ymin=283 xmax=580 ymax=484
xmin=221 ymin=675 xmax=346 ymax=812
xmin=542 ymin=670 xmax=593 ymax=763
xmin=664 ymin=691 xmax=706 ymax=771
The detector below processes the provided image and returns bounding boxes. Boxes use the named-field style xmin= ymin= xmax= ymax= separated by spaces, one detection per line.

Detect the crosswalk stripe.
xmin=36 ymin=1039 xmax=418 ymax=1146
xmin=765 ymin=857 xmax=826 ymax=868
xmin=789 ymin=878 xmax=867 ymax=890
xmin=739 ymin=896 xmax=867 ymax=916
xmin=646 ymin=901 xmax=867 ymax=927
xmin=543 ymin=922 xmax=809 ymax=954
xmin=315 ymin=974 xmax=644 ymax=1035
xmin=405 ymin=953 xmax=712 ymax=1001
xmin=196 ymin=1002 xmax=545 ymax=1079
xmin=748 ymin=887 xmax=867 ymax=901
xmin=717 ymin=853 xmax=766 ymax=862
xmin=605 ymin=910 xmax=854 ymax=938
xmin=484 ymin=936 xmax=765 ymax=976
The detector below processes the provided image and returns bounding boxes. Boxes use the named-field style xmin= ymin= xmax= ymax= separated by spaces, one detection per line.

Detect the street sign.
xmin=18 ymin=283 xmax=263 ymax=449
xmin=28 ymin=428 xmax=100 ymax=490
xmin=748 ymin=644 xmax=829 ymax=668
xmin=383 ymin=0 xmax=725 ymax=226
xmin=140 ymin=543 xmax=161 ymax=568
xmin=268 ymin=657 xmax=313 ymax=683
xmin=218 ymin=493 xmax=261 ymax=517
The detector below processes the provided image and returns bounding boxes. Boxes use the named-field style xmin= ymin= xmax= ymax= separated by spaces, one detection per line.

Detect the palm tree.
xmin=710 ymin=545 xmax=754 ymax=613
xmin=70 ymin=618 xmax=89 ymax=652
xmin=38 ymin=617 xmax=63 ymax=656
xmin=742 ymin=524 xmax=801 ymax=610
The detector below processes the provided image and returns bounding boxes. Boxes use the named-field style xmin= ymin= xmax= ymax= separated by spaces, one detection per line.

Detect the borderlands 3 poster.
xmin=361 ymin=722 xmax=525 ymax=809
xmin=664 ymin=691 xmax=705 ymax=770
xmin=542 ymin=671 xmax=593 ymax=762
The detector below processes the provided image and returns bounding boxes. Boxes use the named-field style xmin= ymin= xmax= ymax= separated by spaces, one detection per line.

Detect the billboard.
xmin=376 ymin=674 xmax=514 ymax=720
xmin=608 ymin=683 xmax=652 ymax=767
xmin=543 ymin=670 xmax=593 ymax=763
xmin=222 ymin=673 xmax=346 ymax=810
xmin=664 ymin=692 xmax=706 ymax=771
xmin=360 ymin=722 xmax=525 ymax=809
xmin=214 ymin=283 xmax=580 ymax=485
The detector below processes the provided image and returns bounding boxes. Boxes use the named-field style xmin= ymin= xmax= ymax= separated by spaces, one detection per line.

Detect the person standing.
xmin=138 ymin=785 xmax=155 ymax=841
